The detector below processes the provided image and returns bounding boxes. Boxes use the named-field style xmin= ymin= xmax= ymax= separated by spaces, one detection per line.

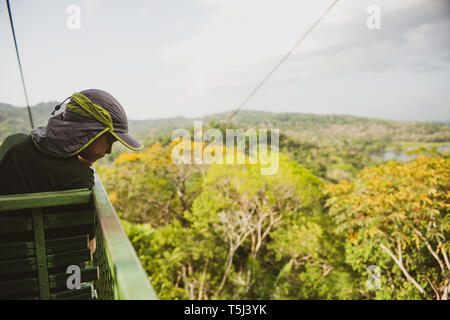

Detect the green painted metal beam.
xmin=0 ymin=189 xmax=91 ymax=211
xmin=92 ymin=171 xmax=158 ymax=300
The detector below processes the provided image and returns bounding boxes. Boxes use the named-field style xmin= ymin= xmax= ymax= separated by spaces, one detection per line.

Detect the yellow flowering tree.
xmin=326 ymin=156 xmax=450 ymax=299
xmin=99 ymin=142 xmax=206 ymax=227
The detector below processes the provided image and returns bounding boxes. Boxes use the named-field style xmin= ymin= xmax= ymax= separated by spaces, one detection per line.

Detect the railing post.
xmin=32 ymin=207 xmax=50 ymax=300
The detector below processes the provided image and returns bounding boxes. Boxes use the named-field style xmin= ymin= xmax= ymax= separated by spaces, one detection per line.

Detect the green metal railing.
xmin=0 ymin=173 xmax=158 ymax=300
xmin=92 ymin=171 xmax=158 ymax=300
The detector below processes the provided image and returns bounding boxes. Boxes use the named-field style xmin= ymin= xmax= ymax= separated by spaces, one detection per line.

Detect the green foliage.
xmin=278 ymin=133 xmax=380 ymax=183
xmin=115 ymin=153 xmax=358 ymax=299
xmin=104 ymin=143 xmax=449 ymax=300
xmin=83 ymin=108 xmax=450 ymax=300
xmin=326 ymin=156 xmax=450 ymax=300
xmin=99 ymin=143 xmax=205 ymax=226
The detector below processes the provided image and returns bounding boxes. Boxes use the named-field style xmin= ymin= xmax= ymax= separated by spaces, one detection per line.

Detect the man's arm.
xmin=89 ymin=237 xmax=96 ymax=253
xmin=68 ymin=170 xmax=95 ymax=190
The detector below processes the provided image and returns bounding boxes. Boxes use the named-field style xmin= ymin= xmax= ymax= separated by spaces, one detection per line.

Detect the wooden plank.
xmin=0 ymin=249 xmax=92 ymax=276
xmin=48 ymin=266 xmax=99 ymax=289
xmin=32 ymin=207 xmax=50 ymax=300
xmin=0 ymin=236 xmax=88 ymax=260
xmin=0 ymin=215 xmax=32 ymax=234
xmin=0 ymin=241 xmax=34 ymax=260
xmin=19 ymin=295 xmax=40 ymax=300
xmin=0 ymin=189 xmax=91 ymax=211
xmin=0 ymin=277 xmax=38 ymax=297
xmin=44 ymin=210 xmax=94 ymax=229
xmin=46 ymin=235 xmax=89 ymax=254
xmin=0 ymin=256 xmax=36 ymax=275
xmin=49 ymin=283 xmax=93 ymax=300
xmin=46 ymin=248 xmax=92 ymax=269
xmin=0 ymin=266 xmax=99 ymax=299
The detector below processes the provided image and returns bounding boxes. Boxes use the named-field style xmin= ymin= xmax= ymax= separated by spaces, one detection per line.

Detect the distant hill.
xmin=131 ymin=110 xmax=450 ymax=144
xmin=0 ymin=102 xmax=58 ymax=141
xmin=223 ymin=110 xmax=450 ymax=143
xmin=1 ymin=102 xmax=449 ymax=144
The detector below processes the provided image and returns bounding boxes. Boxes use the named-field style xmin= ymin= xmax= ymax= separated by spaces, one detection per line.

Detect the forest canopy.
xmin=98 ymin=135 xmax=449 ymax=300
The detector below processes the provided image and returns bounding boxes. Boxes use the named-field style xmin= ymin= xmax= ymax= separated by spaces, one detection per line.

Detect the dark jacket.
xmin=0 ymin=133 xmax=96 ymax=239
xmin=0 ymin=133 xmax=94 ymax=195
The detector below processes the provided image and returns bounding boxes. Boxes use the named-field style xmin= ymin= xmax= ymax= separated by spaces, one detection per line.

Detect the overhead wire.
xmin=6 ymin=0 xmax=34 ymax=129
xmin=224 ymin=0 xmax=340 ymax=125
xmin=5 ymin=0 xmax=339 ymax=130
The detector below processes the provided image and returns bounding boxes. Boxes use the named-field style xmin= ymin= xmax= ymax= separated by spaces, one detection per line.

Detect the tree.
xmin=326 ymin=156 xmax=450 ymax=299
xmin=122 ymin=152 xmax=356 ymax=299
xmin=98 ymin=142 xmax=205 ymax=227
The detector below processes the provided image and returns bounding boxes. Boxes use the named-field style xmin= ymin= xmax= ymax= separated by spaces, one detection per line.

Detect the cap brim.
xmin=111 ymin=131 xmax=144 ymax=151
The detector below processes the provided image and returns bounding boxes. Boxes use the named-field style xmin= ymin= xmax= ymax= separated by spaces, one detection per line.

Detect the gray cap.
xmin=80 ymin=89 xmax=143 ymax=150
xmin=31 ymin=89 xmax=143 ymax=157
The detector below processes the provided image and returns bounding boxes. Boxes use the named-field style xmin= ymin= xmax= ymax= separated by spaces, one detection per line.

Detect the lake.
xmin=370 ymin=145 xmax=450 ymax=162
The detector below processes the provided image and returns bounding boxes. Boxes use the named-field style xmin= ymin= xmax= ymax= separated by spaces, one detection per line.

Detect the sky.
xmin=1 ymin=0 xmax=449 ymax=121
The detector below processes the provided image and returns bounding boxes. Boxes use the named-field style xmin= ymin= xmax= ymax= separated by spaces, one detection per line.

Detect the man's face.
xmin=79 ymin=132 xmax=117 ymax=162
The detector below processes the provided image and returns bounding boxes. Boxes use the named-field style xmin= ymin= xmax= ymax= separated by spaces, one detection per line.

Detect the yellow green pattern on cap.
xmin=66 ymin=93 xmax=113 ymax=131
xmin=66 ymin=92 xmax=143 ymax=152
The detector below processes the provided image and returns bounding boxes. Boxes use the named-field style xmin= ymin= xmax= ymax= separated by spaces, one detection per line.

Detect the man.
xmin=0 ymin=89 xmax=143 ymax=252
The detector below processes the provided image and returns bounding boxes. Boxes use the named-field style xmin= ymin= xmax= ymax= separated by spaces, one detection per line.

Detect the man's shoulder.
xmin=0 ymin=133 xmax=95 ymax=194
xmin=0 ymin=133 xmax=29 ymax=160
xmin=1 ymin=132 xmax=93 ymax=179
xmin=1 ymin=133 xmax=29 ymax=146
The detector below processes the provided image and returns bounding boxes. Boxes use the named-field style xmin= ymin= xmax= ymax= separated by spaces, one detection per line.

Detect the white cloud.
xmin=140 ymin=8 xmax=150 ymax=17
xmin=156 ymin=0 xmax=449 ymax=105
xmin=2 ymin=0 xmax=448 ymax=121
